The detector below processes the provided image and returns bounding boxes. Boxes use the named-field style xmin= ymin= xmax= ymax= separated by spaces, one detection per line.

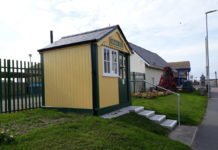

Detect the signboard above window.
xmin=109 ymin=39 xmax=123 ymax=48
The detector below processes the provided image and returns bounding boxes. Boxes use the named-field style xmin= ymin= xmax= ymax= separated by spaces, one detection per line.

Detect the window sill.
xmin=103 ymin=74 xmax=119 ymax=78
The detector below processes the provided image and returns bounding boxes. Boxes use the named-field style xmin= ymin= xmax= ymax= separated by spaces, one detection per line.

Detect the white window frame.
xmin=102 ymin=47 xmax=119 ymax=77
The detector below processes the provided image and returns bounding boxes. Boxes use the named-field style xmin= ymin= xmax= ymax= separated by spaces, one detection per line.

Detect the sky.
xmin=0 ymin=0 xmax=217 ymax=80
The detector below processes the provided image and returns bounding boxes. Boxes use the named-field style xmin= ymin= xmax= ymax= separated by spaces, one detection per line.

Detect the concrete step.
xmin=101 ymin=110 xmax=129 ymax=119
xmin=161 ymin=119 xmax=177 ymax=130
xmin=137 ymin=110 xmax=155 ymax=118
xmin=149 ymin=114 xmax=166 ymax=124
xmin=129 ymin=106 xmax=144 ymax=113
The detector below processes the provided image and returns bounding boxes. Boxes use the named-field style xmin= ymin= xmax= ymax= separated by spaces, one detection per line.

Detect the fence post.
xmin=12 ymin=60 xmax=15 ymax=112
xmin=4 ymin=59 xmax=7 ymax=112
xmin=144 ymin=74 xmax=146 ymax=91
xmin=24 ymin=61 xmax=27 ymax=109
xmin=133 ymin=72 xmax=136 ymax=93
xmin=31 ymin=62 xmax=34 ymax=108
xmin=7 ymin=60 xmax=11 ymax=113
xmin=34 ymin=62 xmax=38 ymax=107
xmin=16 ymin=60 xmax=19 ymax=111
xmin=28 ymin=62 xmax=31 ymax=109
xmin=20 ymin=61 xmax=23 ymax=110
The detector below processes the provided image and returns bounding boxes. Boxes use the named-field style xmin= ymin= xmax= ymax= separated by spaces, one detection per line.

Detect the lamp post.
xmin=29 ymin=54 xmax=32 ymax=64
xmin=205 ymin=10 xmax=217 ymax=97
xmin=28 ymin=54 xmax=32 ymax=94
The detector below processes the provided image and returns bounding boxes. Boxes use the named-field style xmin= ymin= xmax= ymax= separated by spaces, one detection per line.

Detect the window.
xmin=112 ymin=51 xmax=118 ymax=74
xmin=119 ymin=55 xmax=126 ymax=79
xmin=103 ymin=47 xmax=118 ymax=77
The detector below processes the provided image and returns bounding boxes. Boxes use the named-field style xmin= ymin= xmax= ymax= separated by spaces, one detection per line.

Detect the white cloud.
xmin=0 ymin=0 xmax=217 ymax=78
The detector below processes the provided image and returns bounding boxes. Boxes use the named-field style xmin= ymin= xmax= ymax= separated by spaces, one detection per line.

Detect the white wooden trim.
xmin=102 ymin=46 xmax=119 ymax=77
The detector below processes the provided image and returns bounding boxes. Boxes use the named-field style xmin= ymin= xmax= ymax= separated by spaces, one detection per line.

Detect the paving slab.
xmin=192 ymin=88 xmax=218 ymax=150
xmin=138 ymin=110 xmax=155 ymax=118
xmin=101 ymin=109 xmax=129 ymax=119
xmin=161 ymin=119 xmax=177 ymax=130
xmin=100 ymin=106 xmax=144 ymax=119
xmin=129 ymin=106 xmax=144 ymax=113
xmin=169 ymin=125 xmax=198 ymax=146
xmin=149 ymin=114 xmax=166 ymax=123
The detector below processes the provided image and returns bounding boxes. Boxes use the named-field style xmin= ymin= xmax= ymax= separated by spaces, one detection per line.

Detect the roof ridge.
xmin=62 ymin=25 xmax=118 ymax=39
xmin=130 ymin=42 xmax=166 ymax=60
xmin=129 ymin=42 xmax=168 ymax=68
xmin=168 ymin=61 xmax=190 ymax=63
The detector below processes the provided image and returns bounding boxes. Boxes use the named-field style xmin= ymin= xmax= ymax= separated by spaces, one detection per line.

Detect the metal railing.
xmin=130 ymin=80 xmax=181 ymax=126
xmin=0 ymin=59 xmax=43 ymax=113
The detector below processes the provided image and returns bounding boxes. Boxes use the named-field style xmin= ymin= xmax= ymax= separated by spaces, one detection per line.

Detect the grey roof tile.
xmin=129 ymin=42 xmax=169 ymax=69
xmin=39 ymin=25 xmax=118 ymax=51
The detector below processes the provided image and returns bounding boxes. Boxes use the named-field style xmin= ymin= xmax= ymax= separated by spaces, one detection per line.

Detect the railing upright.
xmin=0 ymin=59 xmax=42 ymax=113
xmin=130 ymin=80 xmax=181 ymax=126
xmin=7 ymin=60 xmax=11 ymax=113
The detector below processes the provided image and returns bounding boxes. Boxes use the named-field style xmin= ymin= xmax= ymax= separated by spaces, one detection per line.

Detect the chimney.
xmin=50 ymin=30 xmax=53 ymax=44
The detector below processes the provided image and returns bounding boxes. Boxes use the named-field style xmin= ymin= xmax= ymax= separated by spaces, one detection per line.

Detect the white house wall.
xmin=130 ymin=53 xmax=145 ymax=73
xmin=145 ymin=66 xmax=163 ymax=90
xmin=130 ymin=53 xmax=164 ymax=91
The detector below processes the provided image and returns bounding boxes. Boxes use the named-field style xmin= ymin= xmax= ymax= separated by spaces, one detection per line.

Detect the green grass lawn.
xmin=132 ymin=92 xmax=208 ymax=125
xmin=0 ymin=109 xmax=190 ymax=150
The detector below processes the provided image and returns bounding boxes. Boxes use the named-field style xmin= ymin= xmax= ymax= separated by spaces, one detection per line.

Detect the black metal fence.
xmin=0 ymin=59 xmax=43 ymax=113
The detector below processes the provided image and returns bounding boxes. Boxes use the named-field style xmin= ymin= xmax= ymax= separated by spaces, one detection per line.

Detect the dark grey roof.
xmin=38 ymin=25 xmax=132 ymax=52
xmin=129 ymin=42 xmax=169 ymax=69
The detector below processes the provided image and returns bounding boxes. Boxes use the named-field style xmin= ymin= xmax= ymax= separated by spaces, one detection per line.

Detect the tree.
xmin=159 ymin=67 xmax=177 ymax=91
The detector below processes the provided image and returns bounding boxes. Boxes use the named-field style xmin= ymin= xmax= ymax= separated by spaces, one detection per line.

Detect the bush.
xmin=0 ymin=129 xmax=15 ymax=144
xmin=182 ymin=81 xmax=193 ymax=93
xmin=157 ymin=91 xmax=164 ymax=96
xmin=132 ymin=90 xmax=169 ymax=99
xmin=159 ymin=67 xmax=177 ymax=91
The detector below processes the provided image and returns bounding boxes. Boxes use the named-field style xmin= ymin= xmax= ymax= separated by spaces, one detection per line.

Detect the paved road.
xmin=192 ymin=88 xmax=218 ymax=150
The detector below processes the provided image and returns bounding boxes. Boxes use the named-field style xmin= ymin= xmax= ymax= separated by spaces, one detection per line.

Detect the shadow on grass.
xmin=113 ymin=113 xmax=169 ymax=136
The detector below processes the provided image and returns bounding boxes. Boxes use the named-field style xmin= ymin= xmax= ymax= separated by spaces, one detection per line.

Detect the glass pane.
xmin=111 ymin=51 xmax=117 ymax=75
xmin=123 ymin=57 xmax=126 ymax=68
xmin=104 ymin=61 xmax=107 ymax=73
xmin=112 ymin=52 xmax=117 ymax=62
xmin=107 ymin=50 xmax=110 ymax=61
xmin=112 ymin=62 xmax=118 ymax=74
xmin=119 ymin=55 xmax=122 ymax=67
xmin=115 ymin=53 xmax=117 ymax=62
xmin=112 ymin=52 xmax=115 ymax=63
xmin=123 ymin=68 xmax=126 ymax=79
xmin=107 ymin=62 xmax=110 ymax=73
xmin=114 ymin=63 xmax=117 ymax=74
xmin=112 ymin=62 xmax=114 ymax=73
xmin=119 ymin=68 xmax=123 ymax=78
xmin=104 ymin=49 xmax=106 ymax=60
